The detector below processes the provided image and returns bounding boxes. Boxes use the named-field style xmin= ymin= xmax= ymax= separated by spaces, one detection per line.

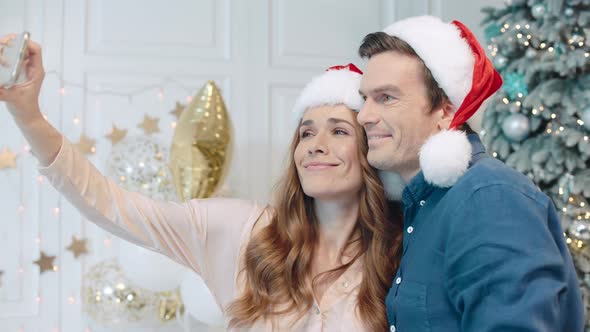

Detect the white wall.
xmin=0 ymin=0 xmax=503 ymax=331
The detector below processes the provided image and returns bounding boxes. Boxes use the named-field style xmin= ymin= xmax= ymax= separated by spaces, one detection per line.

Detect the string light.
xmin=44 ymin=70 xmax=195 ymax=99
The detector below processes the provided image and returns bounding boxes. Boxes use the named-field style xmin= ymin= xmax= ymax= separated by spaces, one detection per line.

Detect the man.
xmin=357 ymin=16 xmax=584 ymax=331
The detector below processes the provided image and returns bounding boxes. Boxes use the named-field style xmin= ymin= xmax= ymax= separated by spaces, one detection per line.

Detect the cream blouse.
xmin=38 ymin=137 xmax=369 ymax=331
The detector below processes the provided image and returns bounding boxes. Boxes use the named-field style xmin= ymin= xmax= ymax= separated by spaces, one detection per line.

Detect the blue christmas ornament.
xmin=503 ymin=72 xmax=528 ymax=99
xmin=485 ymin=22 xmax=502 ymax=41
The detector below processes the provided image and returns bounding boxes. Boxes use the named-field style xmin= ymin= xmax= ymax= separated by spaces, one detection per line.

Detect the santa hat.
xmin=383 ymin=15 xmax=503 ymax=188
xmin=292 ymin=63 xmax=364 ymax=118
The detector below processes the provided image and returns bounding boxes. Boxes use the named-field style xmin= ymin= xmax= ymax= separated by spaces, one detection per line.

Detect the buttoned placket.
xmin=311 ymin=258 xmax=363 ymax=328
xmin=390 ymin=177 xmax=433 ymax=328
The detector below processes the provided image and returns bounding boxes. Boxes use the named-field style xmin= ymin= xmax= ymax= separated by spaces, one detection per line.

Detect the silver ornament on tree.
xmin=502 ymin=113 xmax=530 ymax=142
xmin=564 ymin=7 xmax=575 ymax=17
xmin=570 ymin=30 xmax=586 ymax=46
xmin=531 ymin=3 xmax=547 ymax=19
xmin=570 ymin=220 xmax=590 ymax=242
xmin=493 ymin=55 xmax=508 ymax=70
xmin=581 ymin=107 xmax=590 ymax=131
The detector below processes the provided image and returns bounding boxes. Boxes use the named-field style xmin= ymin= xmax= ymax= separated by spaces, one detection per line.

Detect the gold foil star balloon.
xmin=169 ymin=81 xmax=231 ymax=200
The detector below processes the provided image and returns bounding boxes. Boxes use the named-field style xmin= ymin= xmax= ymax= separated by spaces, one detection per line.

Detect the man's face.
xmin=358 ymin=51 xmax=447 ymax=180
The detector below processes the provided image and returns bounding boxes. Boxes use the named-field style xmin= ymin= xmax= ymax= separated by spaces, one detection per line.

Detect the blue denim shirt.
xmin=386 ymin=134 xmax=584 ymax=332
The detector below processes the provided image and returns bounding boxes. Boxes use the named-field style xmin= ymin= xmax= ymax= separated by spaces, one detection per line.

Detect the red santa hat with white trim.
xmin=292 ymin=63 xmax=364 ymax=118
xmin=383 ymin=15 xmax=503 ymax=188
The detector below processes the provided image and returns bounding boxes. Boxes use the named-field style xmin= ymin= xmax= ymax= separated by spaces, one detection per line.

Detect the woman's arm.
xmin=0 ymin=38 xmax=266 ymax=284
xmin=0 ymin=39 xmax=61 ymax=166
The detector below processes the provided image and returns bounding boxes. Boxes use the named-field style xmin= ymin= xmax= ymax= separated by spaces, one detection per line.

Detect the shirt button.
xmin=342 ymin=281 xmax=349 ymax=288
xmin=407 ymin=226 xmax=414 ymax=234
xmin=390 ymin=324 xmax=396 ymax=332
xmin=395 ymin=277 xmax=402 ymax=285
xmin=419 ymin=200 xmax=426 ymax=207
xmin=315 ymin=306 xmax=320 ymax=315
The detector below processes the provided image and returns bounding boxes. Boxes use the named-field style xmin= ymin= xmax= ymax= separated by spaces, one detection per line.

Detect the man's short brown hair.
xmin=358 ymin=32 xmax=449 ymax=111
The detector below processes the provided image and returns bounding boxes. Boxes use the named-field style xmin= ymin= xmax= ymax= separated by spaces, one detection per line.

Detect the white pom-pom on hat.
xmin=419 ymin=130 xmax=472 ymax=187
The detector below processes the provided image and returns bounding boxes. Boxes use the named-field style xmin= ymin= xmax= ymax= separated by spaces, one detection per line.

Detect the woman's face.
xmin=294 ymin=104 xmax=363 ymax=201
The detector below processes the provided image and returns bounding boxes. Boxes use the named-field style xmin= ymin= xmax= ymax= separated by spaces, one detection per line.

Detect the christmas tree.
xmin=481 ymin=0 xmax=590 ymax=325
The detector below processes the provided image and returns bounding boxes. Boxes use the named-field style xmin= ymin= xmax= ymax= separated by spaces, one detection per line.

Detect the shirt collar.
xmin=402 ymin=133 xmax=486 ymax=207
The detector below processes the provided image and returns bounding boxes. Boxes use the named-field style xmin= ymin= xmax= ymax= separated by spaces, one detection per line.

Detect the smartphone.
xmin=0 ymin=32 xmax=30 ymax=89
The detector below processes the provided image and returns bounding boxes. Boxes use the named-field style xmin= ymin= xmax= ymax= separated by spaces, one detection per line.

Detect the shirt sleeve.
xmin=444 ymin=184 xmax=572 ymax=332
xmin=37 ymin=136 xmax=266 ymax=284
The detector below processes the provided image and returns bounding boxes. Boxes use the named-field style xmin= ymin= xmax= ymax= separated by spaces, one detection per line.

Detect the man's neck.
xmin=399 ymin=168 xmax=421 ymax=184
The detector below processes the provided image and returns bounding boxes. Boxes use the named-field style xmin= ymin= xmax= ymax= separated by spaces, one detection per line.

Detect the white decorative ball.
xmin=502 ymin=113 xmax=530 ymax=142
xmin=493 ymin=55 xmax=508 ymax=69
xmin=531 ymin=4 xmax=547 ymax=19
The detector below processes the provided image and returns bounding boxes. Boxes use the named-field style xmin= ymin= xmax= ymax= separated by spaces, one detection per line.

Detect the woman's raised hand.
xmin=0 ymin=35 xmax=46 ymax=124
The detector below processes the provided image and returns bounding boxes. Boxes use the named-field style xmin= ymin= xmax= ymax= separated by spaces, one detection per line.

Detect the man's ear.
xmin=435 ymin=102 xmax=454 ymax=131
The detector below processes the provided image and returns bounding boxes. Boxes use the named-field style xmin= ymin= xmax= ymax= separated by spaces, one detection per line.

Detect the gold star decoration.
xmin=170 ymin=102 xmax=186 ymax=119
xmin=75 ymin=134 xmax=96 ymax=155
xmin=105 ymin=125 xmax=128 ymax=145
xmin=33 ymin=251 xmax=56 ymax=274
xmin=66 ymin=236 xmax=89 ymax=258
xmin=138 ymin=115 xmax=160 ymax=135
xmin=0 ymin=147 xmax=17 ymax=170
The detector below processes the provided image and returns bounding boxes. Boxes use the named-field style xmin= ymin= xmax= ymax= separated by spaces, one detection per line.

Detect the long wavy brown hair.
xmin=227 ymin=109 xmax=403 ymax=331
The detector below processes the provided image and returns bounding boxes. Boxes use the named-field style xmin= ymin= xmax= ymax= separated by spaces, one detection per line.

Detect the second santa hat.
xmin=383 ymin=15 xmax=503 ymax=187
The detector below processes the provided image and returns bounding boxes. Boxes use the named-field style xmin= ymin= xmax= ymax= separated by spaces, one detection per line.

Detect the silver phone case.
xmin=0 ymin=32 xmax=30 ymax=89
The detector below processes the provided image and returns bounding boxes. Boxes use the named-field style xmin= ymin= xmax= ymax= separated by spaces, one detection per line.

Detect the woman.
xmin=0 ymin=37 xmax=403 ymax=331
